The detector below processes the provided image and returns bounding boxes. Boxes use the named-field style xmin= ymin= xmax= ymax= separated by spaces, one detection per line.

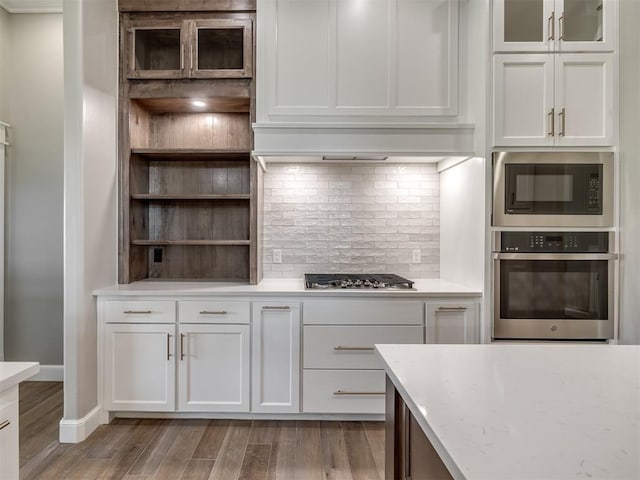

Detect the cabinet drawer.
xmin=304 ymin=326 xmax=423 ymax=369
xmin=104 ymin=300 xmax=175 ymax=324
xmin=303 ymin=301 xmax=423 ymax=325
xmin=303 ymin=370 xmax=385 ymax=414
xmin=179 ymin=301 xmax=250 ymax=324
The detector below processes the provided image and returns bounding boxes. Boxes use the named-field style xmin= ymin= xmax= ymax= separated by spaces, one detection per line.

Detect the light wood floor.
xmin=18 ymin=382 xmax=386 ymax=480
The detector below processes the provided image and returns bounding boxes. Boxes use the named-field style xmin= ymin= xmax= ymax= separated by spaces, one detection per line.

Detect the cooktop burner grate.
xmin=304 ymin=273 xmax=414 ymax=290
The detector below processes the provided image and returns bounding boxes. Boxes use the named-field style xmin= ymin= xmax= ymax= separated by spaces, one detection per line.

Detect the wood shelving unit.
xmin=118 ymin=3 xmax=259 ymax=283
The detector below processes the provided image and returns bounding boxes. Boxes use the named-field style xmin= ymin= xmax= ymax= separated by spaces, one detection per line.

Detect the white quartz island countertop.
xmin=0 ymin=362 xmax=39 ymax=392
xmin=376 ymin=344 xmax=640 ymax=480
xmin=93 ymin=278 xmax=481 ymax=297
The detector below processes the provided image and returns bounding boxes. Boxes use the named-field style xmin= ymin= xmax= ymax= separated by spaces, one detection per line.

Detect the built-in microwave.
xmin=493 ymin=152 xmax=614 ymax=227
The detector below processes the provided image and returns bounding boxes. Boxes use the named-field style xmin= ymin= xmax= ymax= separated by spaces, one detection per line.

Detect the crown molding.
xmin=0 ymin=0 xmax=62 ymax=13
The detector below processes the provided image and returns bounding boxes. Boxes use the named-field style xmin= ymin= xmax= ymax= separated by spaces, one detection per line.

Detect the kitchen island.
xmin=0 ymin=362 xmax=39 ymax=479
xmin=376 ymin=344 xmax=640 ymax=480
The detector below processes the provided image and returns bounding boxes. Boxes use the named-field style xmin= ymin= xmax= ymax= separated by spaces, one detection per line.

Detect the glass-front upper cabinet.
xmin=493 ymin=0 xmax=614 ymax=52
xmin=126 ymin=17 xmax=253 ymax=79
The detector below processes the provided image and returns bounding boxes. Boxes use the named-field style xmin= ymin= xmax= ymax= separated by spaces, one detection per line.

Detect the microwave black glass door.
xmin=505 ymin=164 xmax=603 ymax=215
xmin=499 ymin=260 xmax=608 ymax=320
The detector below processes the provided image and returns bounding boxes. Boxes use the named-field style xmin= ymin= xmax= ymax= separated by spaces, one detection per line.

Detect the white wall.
xmin=1 ymin=13 xmax=64 ymax=364
xmin=618 ymin=0 xmax=640 ymax=344
xmin=263 ymin=163 xmax=440 ymax=278
xmin=62 ymin=0 xmax=118 ymax=440
xmin=0 ymin=7 xmax=9 ymax=120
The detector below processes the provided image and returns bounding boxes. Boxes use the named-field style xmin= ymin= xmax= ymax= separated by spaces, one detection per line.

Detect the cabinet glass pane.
xmin=197 ymin=28 xmax=244 ymax=70
xmin=562 ymin=0 xmax=603 ymax=42
xmin=134 ymin=29 xmax=181 ymax=71
xmin=504 ymin=0 xmax=544 ymax=43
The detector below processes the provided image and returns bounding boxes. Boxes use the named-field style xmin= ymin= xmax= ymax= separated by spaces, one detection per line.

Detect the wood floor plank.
xmin=206 ymin=420 xmax=251 ymax=480
xmin=191 ymin=420 xmax=230 ymax=460
xmin=18 ymin=383 xmax=388 ymax=480
xmin=127 ymin=420 xmax=181 ymax=476
xmin=248 ymin=419 xmax=276 ymax=445
xmin=266 ymin=421 xmax=297 ymax=480
xmin=95 ymin=419 xmax=167 ymax=480
xmin=150 ymin=420 xmax=208 ymax=480
xmin=238 ymin=443 xmax=271 ymax=480
xmin=320 ymin=421 xmax=353 ymax=480
xmin=180 ymin=459 xmax=215 ymax=480
xmin=342 ymin=422 xmax=381 ymax=480
xmin=363 ymin=421 xmax=385 ymax=480
xmin=295 ymin=420 xmax=323 ymax=480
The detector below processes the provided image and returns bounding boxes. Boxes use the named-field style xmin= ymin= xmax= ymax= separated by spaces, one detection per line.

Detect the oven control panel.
xmin=499 ymin=232 xmax=609 ymax=253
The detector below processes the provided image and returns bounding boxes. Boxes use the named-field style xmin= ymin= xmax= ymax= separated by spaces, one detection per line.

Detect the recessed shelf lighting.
xmin=192 ymin=100 xmax=206 ymax=108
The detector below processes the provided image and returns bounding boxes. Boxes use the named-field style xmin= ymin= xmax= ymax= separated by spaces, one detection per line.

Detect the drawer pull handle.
xmin=333 ymin=390 xmax=385 ymax=396
xmin=124 ymin=310 xmax=152 ymax=314
xmin=334 ymin=346 xmax=375 ymax=351
xmin=199 ymin=310 xmax=227 ymax=315
xmin=437 ymin=307 xmax=467 ymax=311
xmin=0 ymin=420 xmax=10 ymax=431
xmin=262 ymin=306 xmax=290 ymax=311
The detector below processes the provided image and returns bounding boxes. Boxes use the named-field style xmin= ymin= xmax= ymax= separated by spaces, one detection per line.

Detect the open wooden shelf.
xmin=131 ymin=148 xmax=251 ymax=158
xmin=131 ymin=194 xmax=251 ymax=200
xmin=131 ymin=240 xmax=250 ymax=246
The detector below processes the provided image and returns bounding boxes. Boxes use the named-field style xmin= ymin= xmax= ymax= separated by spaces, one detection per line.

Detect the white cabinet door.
xmin=493 ymin=0 xmax=615 ymax=53
xmin=259 ymin=0 xmax=458 ymax=119
xmin=251 ymin=302 xmax=300 ymax=413
xmin=493 ymin=0 xmax=555 ymax=52
xmin=177 ymin=324 xmax=250 ymax=412
xmin=0 ymin=387 xmax=18 ymax=480
xmin=493 ymin=53 xmax=612 ymax=147
xmin=104 ymin=323 xmax=176 ymax=411
xmin=493 ymin=54 xmax=555 ymax=146
xmin=426 ymin=302 xmax=479 ymax=344
xmin=554 ymin=53 xmax=613 ymax=146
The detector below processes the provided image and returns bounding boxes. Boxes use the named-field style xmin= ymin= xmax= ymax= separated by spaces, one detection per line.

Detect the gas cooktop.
xmin=304 ymin=273 xmax=414 ymax=290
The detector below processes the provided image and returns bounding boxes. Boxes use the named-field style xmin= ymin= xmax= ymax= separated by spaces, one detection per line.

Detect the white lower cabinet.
xmin=251 ymin=302 xmax=301 ymax=413
xmin=104 ymin=323 xmax=176 ymax=411
xmin=426 ymin=301 xmax=480 ymax=344
xmin=303 ymin=370 xmax=386 ymax=414
xmin=178 ymin=324 xmax=250 ymax=412
xmin=302 ymin=300 xmax=424 ymax=414
xmin=0 ymin=386 xmax=19 ymax=480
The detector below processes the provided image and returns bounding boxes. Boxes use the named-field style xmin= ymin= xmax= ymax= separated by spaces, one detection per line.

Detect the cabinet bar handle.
xmin=190 ymin=45 xmax=194 ymax=71
xmin=333 ymin=390 xmax=385 ymax=396
xmin=262 ymin=306 xmax=290 ymax=311
xmin=180 ymin=333 xmax=185 ymax=360
xmin=559 ymin=14 xmax=565 ymax=41
xmin=0 ymin=420 xmax=10 ymax=431
xmin=167 ymin=334 xmax=172 ymax=361
xmin=437 ymin=306 xmax=467 ymax=311
xmin=559 ymin=108 xmax=566 ymax=136
xmin=180 ymin=44 xmax=185 ymax=70
xmin=334 ymin=346 xmax=375 ymax=351
xmin=548 ymin=12 xmax=555 ymax=41
xmin=199 ymin=310 xmax=227 ymax=315
xmin=548 ymin=108 xmax=555 ymax=136
xmin=124 ymin=310 xmax=152 ymax=314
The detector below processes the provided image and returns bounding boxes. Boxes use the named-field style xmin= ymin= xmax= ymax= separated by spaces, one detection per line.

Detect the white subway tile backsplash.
xmin=263 ymin=163 xmax=440 ymax=278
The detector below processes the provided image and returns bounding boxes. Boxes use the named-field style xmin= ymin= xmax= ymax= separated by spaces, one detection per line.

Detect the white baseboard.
xmin=29 ymin=364 xmax=63 ymax=381
xmin=59 ymin=406 xmax=100 ymax=443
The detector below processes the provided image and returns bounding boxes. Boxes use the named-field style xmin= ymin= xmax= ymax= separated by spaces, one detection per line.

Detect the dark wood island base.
xmin=385 ymin=376 xmax=454 ymax=480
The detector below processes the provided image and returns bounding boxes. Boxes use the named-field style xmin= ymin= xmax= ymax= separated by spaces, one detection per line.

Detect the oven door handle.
xmin=495 ymin=253 xmax=618 ymax=261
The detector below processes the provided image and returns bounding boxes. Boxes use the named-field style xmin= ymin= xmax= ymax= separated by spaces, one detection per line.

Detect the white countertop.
xmin=0 ymin=362 xmax=39 ymax=393
xmin=376 ymin=344 xmax=640 ymax=480
xmin=93 ymin=278 xmax=481 ymax=297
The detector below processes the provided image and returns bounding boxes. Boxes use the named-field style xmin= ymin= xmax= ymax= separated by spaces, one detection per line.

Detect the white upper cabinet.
xmin=257 ymin=0 xmax=459 ymax=121
xmin=493 ymin=53 xmax=613 ymax=146
xmin=493 ymin=0 xmax=615 ymax=53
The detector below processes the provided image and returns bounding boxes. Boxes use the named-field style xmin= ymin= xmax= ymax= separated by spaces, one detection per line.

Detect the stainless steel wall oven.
xmin=493 ymin=232 xmax=616 ymax=340
xmin=493 ymin=152 xmax=614 ymax=227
